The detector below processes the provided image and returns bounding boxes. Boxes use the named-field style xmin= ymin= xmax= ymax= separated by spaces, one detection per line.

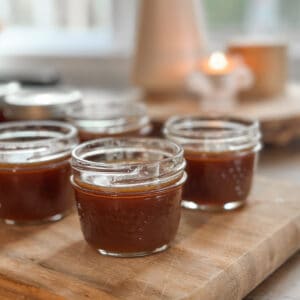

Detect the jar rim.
xmin=71 ymin=137 xmax=186 ymax=188
xmin=5 ymin=89 xmax=82 ymax=107
xmin=164 ymin=115 xmax=261 ymax=152
xmin=3 ymin=89 xmax=82 ymax=120
xmin=66 ymin=100 xmax=150 ymax=134
xmin=72 ymin=137 xmax=184 ymax=168
xmin=0 ymin=121 xmax=78 ymax=163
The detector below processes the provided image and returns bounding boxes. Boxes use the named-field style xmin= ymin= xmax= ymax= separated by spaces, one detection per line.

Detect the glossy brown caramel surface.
xmin=0 ymin=157 xmax=74 ymax=222
xmin=183 ymin=150 xmax=256 ymax=206
xmin=73 ymin=181 xmax=182 ymax=254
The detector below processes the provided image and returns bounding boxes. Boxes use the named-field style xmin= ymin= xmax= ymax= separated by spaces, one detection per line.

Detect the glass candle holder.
xmin=0 ymin=121 xmax=78 ymax=224
xmin=164 ymin=116 xmax=261 ymax=211
xmin=66 ymin=100 xmax=152 ymax=142
xmin=188 ymin=55 xmax=253 ymax=112
xmin=71 ymin=138 xmax=186 ymax=257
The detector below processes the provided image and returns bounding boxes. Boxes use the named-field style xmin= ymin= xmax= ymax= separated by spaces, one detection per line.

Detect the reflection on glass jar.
xmin=164 ymin=116 xmax=262 ymax=211
xmin=0 ymin=121 xmax=78 ymax=224
xmin=66 ymin=100 xmax=152 ymax=142
xmin=71 ymin=138 xmax=186 ymax=257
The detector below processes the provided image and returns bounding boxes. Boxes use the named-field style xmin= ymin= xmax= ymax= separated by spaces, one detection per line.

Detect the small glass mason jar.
xmin=66 ymin=100 xmax=152 ymax=142
xmin=0 ymin=121 xmax=78 ymax=224
xmin=71 ymin=138 xmax=186 ymax=257
xmin=3 ymin=89 xmax=82 ymax=121
xmin=164 ymin=116 xmax=262 ymax=211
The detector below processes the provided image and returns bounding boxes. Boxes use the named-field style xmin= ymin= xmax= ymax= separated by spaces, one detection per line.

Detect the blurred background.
xmin=0 ymin=0 xmax=299 ymax=87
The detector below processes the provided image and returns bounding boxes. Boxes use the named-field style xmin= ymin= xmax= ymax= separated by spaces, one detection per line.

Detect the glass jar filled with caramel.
xmin=164 ymin=116 xmax=261 ymax=211
xmin=71 ymin=138 xmax=186 ymax=257
xmin=0 ymin=121 xmax=78 ymax=224
xmin=66 ymin=100 xmax=152 ymax=142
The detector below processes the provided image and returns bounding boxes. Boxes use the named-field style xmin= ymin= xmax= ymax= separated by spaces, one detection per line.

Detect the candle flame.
xmin=208 ymin=52 xmax=229 ymax=71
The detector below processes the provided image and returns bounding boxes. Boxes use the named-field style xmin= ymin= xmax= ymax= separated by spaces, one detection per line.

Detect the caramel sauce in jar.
xmin=72 ymin=178 xmax=183 ymax=255
xmin=0 ymin=158 xmax=73 ymax=223
xmin=0 ymin=121 xmax=78 ymax=224
xmin=71 ymin=138 xmax=186 ymax=257
xmin=164 ymin=116 xmax=261 ymax=211
xmin=183 ymin=150 xmax=256 ymax=210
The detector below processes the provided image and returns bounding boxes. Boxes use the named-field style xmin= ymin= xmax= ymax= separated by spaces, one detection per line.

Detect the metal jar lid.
xmin=0 ymin=82 xmax=21 ymax=108
xmin=3 ymin=89 xmax=82 ymax=120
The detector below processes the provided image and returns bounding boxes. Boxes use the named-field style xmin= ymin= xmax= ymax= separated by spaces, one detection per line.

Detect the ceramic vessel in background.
xmin=132 ymin=0 xmax=206 ymax=94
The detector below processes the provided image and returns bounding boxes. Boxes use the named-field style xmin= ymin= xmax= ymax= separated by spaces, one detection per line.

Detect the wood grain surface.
xmin=0 ymin=177 xmax=299 ymax=300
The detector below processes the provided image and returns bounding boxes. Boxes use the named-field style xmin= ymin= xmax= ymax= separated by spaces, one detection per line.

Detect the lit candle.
xmin=200 ymin=51 xmax=237 ymax=76
xmin=188 ymin=51 xmax=253 ymax=112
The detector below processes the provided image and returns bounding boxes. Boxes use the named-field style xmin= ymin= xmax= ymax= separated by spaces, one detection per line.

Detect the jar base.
xmin=2 ymin=212 xmax=67 ymax=226
xmin=97 ymin=244 xmax=169 ymax=258
xmin=181 ymin=200 xmax=245 ymax=212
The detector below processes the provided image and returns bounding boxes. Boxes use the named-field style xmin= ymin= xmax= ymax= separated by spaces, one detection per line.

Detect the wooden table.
xmin=247 ymin=144 xmax=300 ymax=300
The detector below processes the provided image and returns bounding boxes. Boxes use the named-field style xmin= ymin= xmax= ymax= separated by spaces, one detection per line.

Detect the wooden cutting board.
xmin=0 ymin=177 xmax=299 ymax=300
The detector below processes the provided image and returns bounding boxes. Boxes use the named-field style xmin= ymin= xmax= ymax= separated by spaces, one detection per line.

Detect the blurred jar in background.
xmin=3 ymin=89 xmax=82 ymax=121
xmin=66 ymin=100 xmax=152 ymax=142
xmin=0 ymin=82 xmax=21 ymax=122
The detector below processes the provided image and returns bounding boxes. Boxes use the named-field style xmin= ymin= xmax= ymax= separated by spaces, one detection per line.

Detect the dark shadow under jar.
xmin=71 ymin=138 xmax=186 ymax=257
xmin=0 ymin=121 xmax=78 ymax=224
xmin=164 ymin=116 xmax=262 ymax=212
xmin=66 ymin=100 xmax=152 ymax=142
